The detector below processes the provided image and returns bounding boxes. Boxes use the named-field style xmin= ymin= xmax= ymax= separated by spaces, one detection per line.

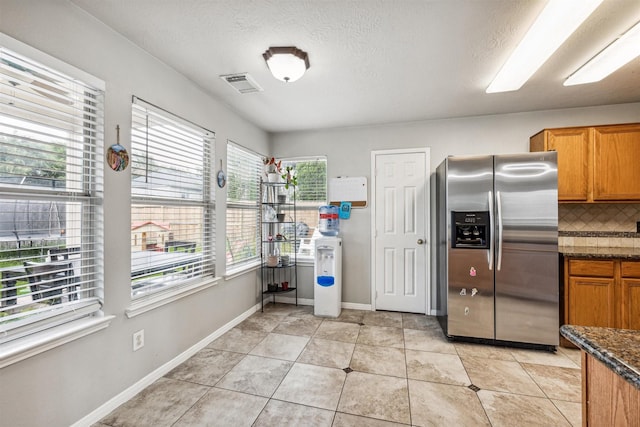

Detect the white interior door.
xmin=372 ymin=149 xmax=429 ymax=313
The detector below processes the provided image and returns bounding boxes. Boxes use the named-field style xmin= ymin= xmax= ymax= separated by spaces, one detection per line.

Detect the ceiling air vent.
xmin=220 ymin=73 xmax=263 ymax=94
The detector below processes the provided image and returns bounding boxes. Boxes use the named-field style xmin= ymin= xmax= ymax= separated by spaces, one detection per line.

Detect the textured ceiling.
xmin=70 ymin=0 xmax=640 ymax=133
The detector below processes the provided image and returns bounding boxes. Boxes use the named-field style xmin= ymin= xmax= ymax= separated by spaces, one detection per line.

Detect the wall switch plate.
xmin=133 ymin=329 xmax=144 ymax=351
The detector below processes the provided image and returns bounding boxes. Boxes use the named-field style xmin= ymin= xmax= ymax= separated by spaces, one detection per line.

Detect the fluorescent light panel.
xmin=564 ymin=20 xmax=640 ymax=86
xmin=486 ymin=0 xmax=603 ymax=93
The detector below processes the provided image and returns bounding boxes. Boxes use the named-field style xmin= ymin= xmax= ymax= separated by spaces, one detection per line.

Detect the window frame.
xmin=0 ymin=33 xmax=112 ymax=366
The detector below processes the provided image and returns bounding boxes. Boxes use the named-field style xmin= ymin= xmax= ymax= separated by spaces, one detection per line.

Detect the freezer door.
xmin=446 ymin=155 xmax=494 ymax=213
xmin=445 ymin=155 xmax=494 ymax=339
xmin=494 ymin=152 xmax=559 ymax=346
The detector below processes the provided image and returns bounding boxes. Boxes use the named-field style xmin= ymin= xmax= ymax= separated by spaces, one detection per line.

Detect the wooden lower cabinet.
xmin=564 ymin=258 xmax=640 ymax=346
xmin=620 ymin=279 xmax=640 ymax=330
xmin=568 ymin=276 xmax=615 ymax=327
xmin=583 ymin=352 xmax=640 ymax=426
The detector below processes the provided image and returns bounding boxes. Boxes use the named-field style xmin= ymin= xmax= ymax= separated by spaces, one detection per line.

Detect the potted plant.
xmin=281 ymin=165 xmax=298 ymax=189
xmin=263 ymin=157 xmax=282 ymax=182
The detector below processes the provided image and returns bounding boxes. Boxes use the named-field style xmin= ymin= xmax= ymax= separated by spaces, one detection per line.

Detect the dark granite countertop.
xmin=560 ymin=325 xmax=640 ymax=390
xmin=559 ymin=231 xmax=639 ymax=238
xmin=559 ymin=245 xmax=640 ymax=260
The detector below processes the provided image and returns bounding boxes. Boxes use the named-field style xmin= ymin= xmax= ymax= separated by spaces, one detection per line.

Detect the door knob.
xmin=417 ymin=239 xmax=424 ymax=245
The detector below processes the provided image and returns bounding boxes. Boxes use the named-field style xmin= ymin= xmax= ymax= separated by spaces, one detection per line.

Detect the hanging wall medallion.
xmin=217 ymin=159 xmax=226 ymax=188
xmin=107 ymin=125 xmax=129 ymax=171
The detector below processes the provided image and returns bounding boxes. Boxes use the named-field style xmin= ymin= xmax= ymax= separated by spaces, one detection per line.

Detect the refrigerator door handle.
xmin=496 ymin=190 xmax=503 ymax=271
xmin=487 ymin=191 xmax=493 ymax=270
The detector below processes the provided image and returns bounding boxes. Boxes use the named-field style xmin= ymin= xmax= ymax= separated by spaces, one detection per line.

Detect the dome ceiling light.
xmin=262 ymin=46 xmax=310 ymax=83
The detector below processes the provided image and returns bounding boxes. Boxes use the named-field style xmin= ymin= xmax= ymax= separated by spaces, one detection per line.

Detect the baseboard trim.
xmin=71 ymin=304 xmax=258 ymax=427
xmin=342 ymin=302 xmax=372 ymax=311
xmin=266 ymin=296 xmax=372 ymax=312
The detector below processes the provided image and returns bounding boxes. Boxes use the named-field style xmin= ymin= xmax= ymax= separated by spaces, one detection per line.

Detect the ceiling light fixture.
xmin=262 ymin=46 xmax=310 ymax=83
xmin=486 ymin=0 xmax=603 ymax=93
xmin=564 ymin=20 xmax=640 ymax=86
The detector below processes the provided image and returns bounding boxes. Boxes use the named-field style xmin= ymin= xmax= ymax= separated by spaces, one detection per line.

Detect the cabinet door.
xmin=593 ymin=124 xmax=640 ymax=201
xmin=569 ymin=259 xmax=615 ymax=277
xmin=547 ymin=128 xmax=590 ymax=201
xmin=620 ymin=278 xmax=640 ymax=330
xmin=568 ymin=276 xmax=615 ymax=327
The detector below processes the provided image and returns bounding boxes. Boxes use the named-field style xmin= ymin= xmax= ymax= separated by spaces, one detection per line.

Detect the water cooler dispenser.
xmin=314 ymin=236 xmax=342 ymax=317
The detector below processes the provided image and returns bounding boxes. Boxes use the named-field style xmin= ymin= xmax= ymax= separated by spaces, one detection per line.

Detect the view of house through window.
xmin=0 ymin=42 xmax=104 ymax=342
xmin=130 ymin=97 xmax=215 ymax=297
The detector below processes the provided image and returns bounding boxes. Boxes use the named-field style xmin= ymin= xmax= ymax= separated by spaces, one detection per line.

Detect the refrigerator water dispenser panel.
xmin=452 ymin=211 xmax=490 ymax=249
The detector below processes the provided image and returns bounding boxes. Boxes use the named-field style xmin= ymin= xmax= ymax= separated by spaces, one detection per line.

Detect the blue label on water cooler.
xmin=317 ymin=276 xmax=335 ymax=286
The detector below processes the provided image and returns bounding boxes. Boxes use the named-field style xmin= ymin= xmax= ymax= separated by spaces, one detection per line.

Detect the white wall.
xmin=0 ymin=1 xmax=268 ymax=426
xmin=272 ymin=103 xmax=640 ymax=310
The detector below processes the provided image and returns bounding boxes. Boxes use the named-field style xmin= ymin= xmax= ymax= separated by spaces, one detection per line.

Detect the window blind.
xmin=130 ymin=97 xmax=214 ymax=297
xmin=281 ymin=156 xmax=327 ymax=235
xmin=226 ymin=142 xmax=262 ymax=269
xmin=0 ymin=42 xmax=104 ymax=343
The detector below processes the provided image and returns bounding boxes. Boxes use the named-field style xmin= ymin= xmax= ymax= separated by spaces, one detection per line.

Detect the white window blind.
xmin=226 ymin=142 xmax=261 ymax=269
xmin=0 ymin=42 xmax=104 ymax=343
xmin=130 ymin=97 xmax=214 ymax=297
xmin=281 ymin=157 xmax=327 ymax=257
xmin=281 ymin=156 xmax=327 ymax=229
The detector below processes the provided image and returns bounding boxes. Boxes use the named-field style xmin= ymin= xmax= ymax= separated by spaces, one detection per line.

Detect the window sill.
xmin=224 ymin=261 xmax=261 ymax=280
xmin=126 ymin=276 xmax=220 ymax=318
xmin=0 ymin=314 xmax=115 ymax=369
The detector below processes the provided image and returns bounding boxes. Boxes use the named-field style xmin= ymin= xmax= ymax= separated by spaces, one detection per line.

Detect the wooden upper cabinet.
xmin=593 ymin=125 xmax=640 ymax=201
xmin=530 ymin=127 xmax=590 ymax=201
xmin=531 ymin=123 xmax=640 ymax=203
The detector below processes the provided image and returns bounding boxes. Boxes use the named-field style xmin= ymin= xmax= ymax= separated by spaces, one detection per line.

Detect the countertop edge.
xmin=560 ymin=325 xmax=640 ymax=390
xmin=559 ymin=246 xmax=640 ymax=259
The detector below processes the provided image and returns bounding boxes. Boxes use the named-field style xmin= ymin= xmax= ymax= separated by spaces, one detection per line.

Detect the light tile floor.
xmin=96 ymin=304 xmax=582 ymax=427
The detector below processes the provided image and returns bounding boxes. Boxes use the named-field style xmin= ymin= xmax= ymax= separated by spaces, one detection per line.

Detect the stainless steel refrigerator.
xmin=436 ymin=152 xmax=558 ymax=349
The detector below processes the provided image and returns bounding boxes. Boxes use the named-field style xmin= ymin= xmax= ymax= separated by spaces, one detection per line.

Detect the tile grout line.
xmin=249 ymin=307 xmax=315 ymax=425
xmin=402 ymin=322 xmax=414 ymax=427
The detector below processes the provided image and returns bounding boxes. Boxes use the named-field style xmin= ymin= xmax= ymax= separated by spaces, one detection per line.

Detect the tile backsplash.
xmin=559 ymin=204 xmax=640 ymax=247
xmin=559 ymin=204 xmax=640 ymax=232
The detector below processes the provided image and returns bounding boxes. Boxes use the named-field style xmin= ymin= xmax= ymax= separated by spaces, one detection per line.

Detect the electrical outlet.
xmin=133 ymin=329 xmax=144 ymax=351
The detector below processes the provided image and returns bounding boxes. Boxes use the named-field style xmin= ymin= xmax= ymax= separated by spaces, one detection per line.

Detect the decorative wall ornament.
xmin=107 ymin=125 xmax=129 ymax=171
xmin=217 ymin=159 xmax=227 ymax=188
